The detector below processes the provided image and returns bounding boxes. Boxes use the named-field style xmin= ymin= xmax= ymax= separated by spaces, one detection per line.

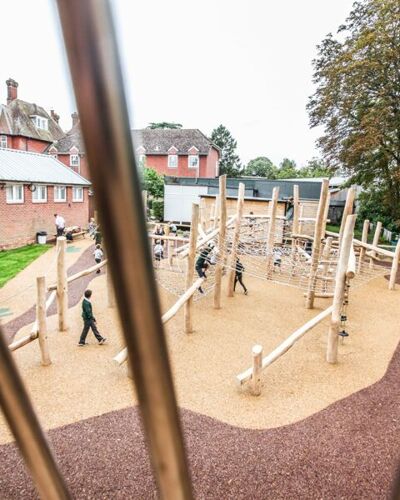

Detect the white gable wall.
xmin=164 ymin=184 xmax=208 ymax=222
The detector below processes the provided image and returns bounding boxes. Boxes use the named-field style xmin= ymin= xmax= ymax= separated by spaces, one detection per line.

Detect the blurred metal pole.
xmin=0 ymin=326 xmax=70 ymax=499
xmin=54 ymin=1 xmax=193 ymax=499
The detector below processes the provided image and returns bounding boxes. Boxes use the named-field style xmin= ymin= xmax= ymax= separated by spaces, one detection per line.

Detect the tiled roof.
xmin=0 ymin=99 xmax=64 ymax=143
xmin=0 ymin=148 xmax=90 ymax=186
xmin=164 ymin=176 xmax=323 ymax=200
xmin=131 ymin=128 xmax=219 ymax=155
xmin=51 ymin=122 xmax=85 ymax=153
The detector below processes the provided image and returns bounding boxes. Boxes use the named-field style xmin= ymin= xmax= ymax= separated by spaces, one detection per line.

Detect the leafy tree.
xmin=244 ymin=157 xmax=277 ymax=178
xmin=276 ymin=158 xmax=298 ymax=179
xmin=298 ymin=158 xmax=333 ymax=178
xmin=142 ymin=167 xmax=164 ymax=199
xmin=147 ymin=122 xmax=182 ymax=129
xmin=210 ymin=125 xmax=242 ymax=177
xmin=307 ymin=0 xmax=400 ymax=229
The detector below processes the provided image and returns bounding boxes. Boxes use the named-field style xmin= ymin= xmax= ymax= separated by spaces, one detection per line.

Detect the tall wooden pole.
xmin=266 ymin=187 xmax=280 ymax=275
xmin=305 ymin=179 xmax=329 ymax=309
xmin=227 ymin=183 xmax=245 ymax=297
xmin=56 ymin=237 xmax=68 ymax=331
xmin=338 ymin=187 xmax=355 ymax=246
xmin=36 ymin=276 xmax=51 ymax=366
xmin=292 ymin=185 xmax=300 ymax=236
xmin=184 ymin=203 xmax=199 ymax=333
xmin=357 ymin=219 xmax=369 ymax=273
xmin=327 ymin=214 xmax=356 ymax=364
xmin=369 ymin=221 xmax=382 ymax=269
xmin=389 ymin=239 xmax=400 ymax=290
xmin=298 ymin=205 xmax=304 ymax=234
xmin=321 ymin=236 xmax=333 ymax=293
xmin=199 ymin=197 xmax=207 ymax=232
xmin=322 ymin=191 xmax=331 ymax=237
xmin=214 ymin=175 xmax=227 ymax=309
xmin=212 ymin=195 xmax=219 ymax=229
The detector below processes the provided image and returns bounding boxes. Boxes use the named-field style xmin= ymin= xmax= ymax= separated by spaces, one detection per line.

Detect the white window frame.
xmin=6 ymin=184 xmax=24 ymax=204
xmin=72 ymin=186 xmax=84 ymax=202
xmin=168 ymin=154 xmax=178 ymax=168
xmin=32 ymin=185 xmax=47 ymax=203
xmin=54 ymin=185 xmax=67 ymax=202
xmin=0 ymin=135 xmax=7 ymax=148
xmin=138 ymin=154 xmax=146 ymax=165
xmin=188 ymin=154 xmax=199 ymax=169
xmin=70 ymin=154 xmax=80 ymax=168
xmin=31 ymin=115 xmax=49 ymax=131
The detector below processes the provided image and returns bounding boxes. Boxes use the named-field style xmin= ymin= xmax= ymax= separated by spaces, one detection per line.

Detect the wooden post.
xmin=266 ymin=187 xmax=280 ymax=275
xmin=338 ymin=187 xmax=355 ymax=246
xmin=142 ymin=190 xmax=148 ymax=219
xmin=357 ymin=219 xmax=369 ymax=273
xmin=36 ymin=276 xmax=51 ymax=366
xmin=107 ymin=263 xmax=116 ymax=307
xmin=298 ymin=205 xmax=304 ymax=234
xmin=322 ymin=191 xmax=331 ymax=236
xmin=184 ymin=203 xmax=199 ymax=333
xmin=292 ymin=185 xmax=300 ymax=236
xmin=327 ymin=214 xmax=356 ymax=364
xmin=227 ymin=183 xmax=245 ymax=297
xmin=251 ymin=345 xmax=263 ymax=396
xmin=214 ymin=175 xmax=227 ymax=309
xmin=199 ymin=197 xmax=207 ymax=232
xmin=94 ymin=210 xmax=98 ymax=224
xmin=56 ymin=237 xmax=68 ymax=331
xmin=212 ymin=195 xmax=219 ymax=229
xmin=389 ymin=239 xmax=400 ymax=290
xmin=369 ymin=221 xmax=382 ymax=269
xmin=321 ymin=237 xmax=333 ymax=293
xmin=305 ymin=179 xmax=329 ymax=309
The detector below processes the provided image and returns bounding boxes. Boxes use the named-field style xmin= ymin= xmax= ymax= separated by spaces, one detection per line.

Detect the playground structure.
xmin=1 ymin=3 xmax=400 ymax=499
xmin=114 ymin=176 xmax=400 ymax=397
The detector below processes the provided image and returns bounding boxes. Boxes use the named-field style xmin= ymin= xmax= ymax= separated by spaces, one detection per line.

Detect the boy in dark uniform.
xmin=195 ymin=241 xmax=215 ymax=294
xmin=78 ymin=289 xmax=107 ymax=346
xmin=234 ymin=258 xmax=248 ymax=294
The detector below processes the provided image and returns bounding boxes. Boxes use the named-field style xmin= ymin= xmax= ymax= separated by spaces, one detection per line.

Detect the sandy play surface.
xmin=0 ymin=260 xmax=399 ymax=443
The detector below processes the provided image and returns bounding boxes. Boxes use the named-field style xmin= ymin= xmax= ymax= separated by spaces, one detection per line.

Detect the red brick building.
xmin=0 ymin=148 xmax=91 ymax=249
xmin=132 ymin=128 xmax=220 ymax=178
xmin=0 ymin=79 xmax=64 ymax=153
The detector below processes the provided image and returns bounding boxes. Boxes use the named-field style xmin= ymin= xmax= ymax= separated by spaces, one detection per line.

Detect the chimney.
xmin=50 ymin=109 xmax=60 ymax=124
xmin=71 ymin=112 xmax=79 ymax=127
xmin=6 ymin=78 xmax=18 ymax=104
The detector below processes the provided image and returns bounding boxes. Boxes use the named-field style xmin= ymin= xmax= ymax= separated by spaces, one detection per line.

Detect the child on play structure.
xmin=94 ymin=244 xmax=104 ymax=274
xmin=78 ymin=289 xmax=107 ymax=346
xmin=234 ymin=258 xmax=248 ymax=295
xmin=196 ymin=241 xmax=216 ymax=294
xmin=153 ymin=240 xmax=164 ymax=267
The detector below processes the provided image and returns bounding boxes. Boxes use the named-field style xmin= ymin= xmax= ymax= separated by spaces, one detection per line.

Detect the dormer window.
xmin=31 ymin=115 xmax=48 ymax=131
xmin=188 ymin=155 xmax=199 ymax=169
xmin=168 ymin=155 xmax=178 ymax=168
xmin=0 ymin=135 xmax=7 ymax=148
xmin=70 ymin=154 xmax=80 ymax=168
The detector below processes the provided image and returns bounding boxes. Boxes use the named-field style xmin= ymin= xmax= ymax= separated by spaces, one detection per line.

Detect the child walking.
xmin=153 ymin=240 xmax=164 ymax=268
xmin=78 ymin=290 xmax=107 ymax=346
xmin=94 ymin=244 xmax=104 ymax=274
xmin=234 ymin=258 xmax=248 ymax=294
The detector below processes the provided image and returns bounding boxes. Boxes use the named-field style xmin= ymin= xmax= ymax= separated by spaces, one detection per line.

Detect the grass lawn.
xmin=326 ymin=224 xmax=387 ymax=244
xmin=0 ymin=244 xmax=51 ymax=288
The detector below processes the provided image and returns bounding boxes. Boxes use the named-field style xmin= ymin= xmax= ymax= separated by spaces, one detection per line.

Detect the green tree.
xmin=308 ymin=0 xmax=400 ymax=229
xmin=298 ymin=158 xmax=333 ymax=178
xmin=276 ymin=158 xmax=298 ymax=179
xmin=143 ymin=167 xmax=164 ymax=198
xmin=244 ymin=157 xmax=277 ymax=178
xmin=210 ymin=125 xmax=242 ymax=177
xmin=147 ymin=122 xmax=182 ymax=129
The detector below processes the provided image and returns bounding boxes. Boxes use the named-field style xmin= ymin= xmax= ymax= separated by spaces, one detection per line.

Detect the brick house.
xmin=0 ymin=148 xmax=91 ymax=249
xmin=0 ymin=79 xmax=64 ymax=153
xmin=47 ymin=112 xmax=90 ymax=180
xmin=132 ymin=128 xmax=220 ymax=178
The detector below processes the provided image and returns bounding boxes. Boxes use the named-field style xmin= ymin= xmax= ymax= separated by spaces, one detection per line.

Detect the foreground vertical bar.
xmin=55 ymin=1 xmax=193 ymax=499
xmin=0 ymin=325 xmax=70 ymax=499
xmin=214 ymin=174 xmax=227 ymax=309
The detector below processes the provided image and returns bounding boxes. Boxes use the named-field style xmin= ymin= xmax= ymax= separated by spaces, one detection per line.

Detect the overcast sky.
xmin=0 ymin=0 xmax=354 ymax=167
